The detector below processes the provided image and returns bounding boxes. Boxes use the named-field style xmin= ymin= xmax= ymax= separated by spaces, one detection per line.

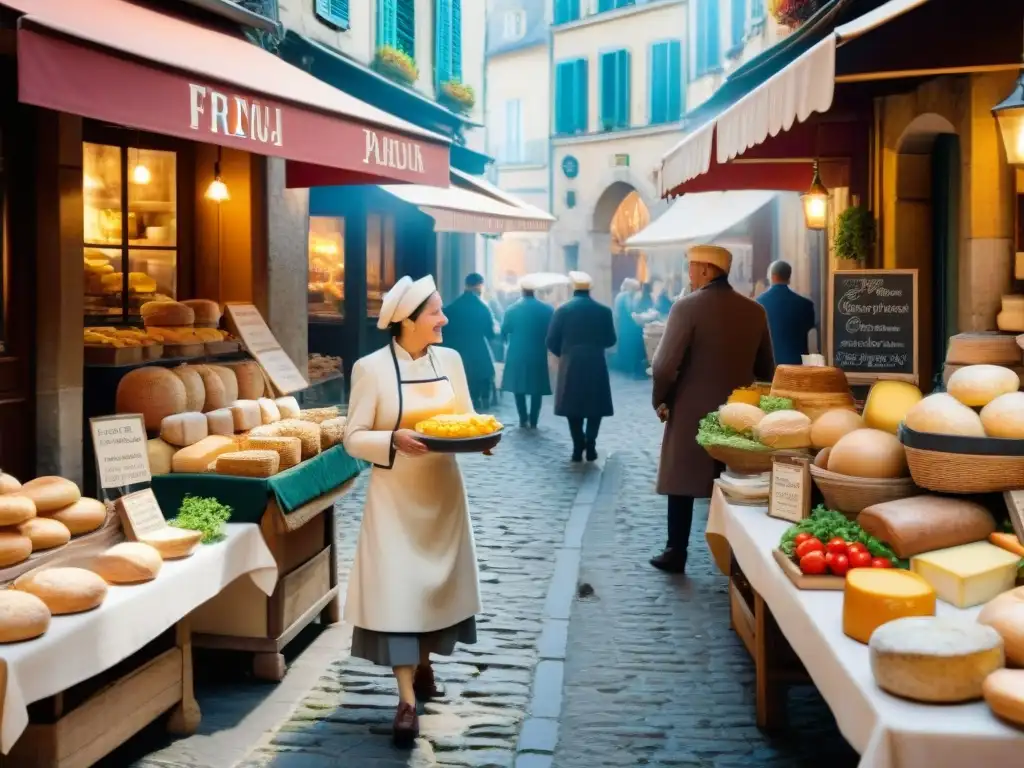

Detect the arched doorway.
xmin=893 ymin=113 xmax=959 ymax=391
xmin=593 ymin=183 xmax=651 ymax=294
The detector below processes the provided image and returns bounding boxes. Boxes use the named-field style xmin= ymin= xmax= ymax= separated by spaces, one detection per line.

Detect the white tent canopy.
xmin=625 ymin=190 xmax=776 ymax=250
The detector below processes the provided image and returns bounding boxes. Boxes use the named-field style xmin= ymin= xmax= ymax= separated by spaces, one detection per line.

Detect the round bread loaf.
xmin=0 ymin=590 xmax=51 ymax=644
xmin=181 ymin=299 xmax=221 ymax=326
xmin=140 ymin=301 xmax=195 ymax=327
xmin=92 ymin=542 xmax=163 ymax=584
xmin=209 ymin=365 xmax=239 ymax=404
xmin=827 ymin=429 xmax=908 ymax=479
xmin=978 ymin=586 xmax=1024 ymax=667
xmin=810 ymin=409 xmax=864 ymax=449
xmin=980 ymin=392 xmax=1024 ymax=438
xmin=14 ymin=567 xmax=108 ymax=614
xmin=228 ymin=361 xmax=265 ymax=401
xmin=947 ymin=364 xmax=1021 ymax=407
xmin=115 ymin=367 xmax=188 ymax=430
xmin=139 ymin=528 xmax=202 ymax=560
xmin=18 ymin=517 xmax=71 ymax=551
xmin=19 ymin=477 xmax=80 ymax=513
xmin=718 ymin=403 xmax=765 ymax=434
xmin=0 ymin=531 xmax=32 ymax=567
xmin=195 ymin=365 xmax=229 ymax=412
xmin=47 ymin=497 xmax=107 ymax=535
xmin=0 ymin=494 xmax=36 ymax=526
xmin=983 ymin=669 xmax=1024 ymax=726
xmin=171 ymin=365 xmax=206 ymax=413
xmin=752 ymin=410 xmax=812 ymax=449
xmin=0 ymin=472 xmax=21 ymax=494
xmin=904 ymin=393 xmax=986 ymax=437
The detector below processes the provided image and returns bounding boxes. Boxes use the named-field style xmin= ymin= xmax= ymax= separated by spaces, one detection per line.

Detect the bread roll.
xmin=47 ymin=497 xmax=107 ymax=535
xmin=19 ymin=476 xmax=81 ymax=513
xmin=181 ymin=299 xmax=221 ymax=326
xmin=753 ymin=410 xmax=812 ymax=449
xmin=810 ymin=409 xmax=864 ymax=449
xmin=14 ymin=567 xmax=107 ymax=614
xmin=947 ymin=364 xmax=1021 ymax=407
xmin=0 ymin=590 xmax=51 ymax=644
xmin=92 ymin=542 xmax=163 ymax=584
xmin=983 ymin=669 xmax=1024 ymax=726
xmin=0 ymin=472 xmax=21 ymax=494
xmin=978 ymin=587 xmax=1024 ymax=667
xmin=904 ymin=393 xmax=986 ymax=437
xmin=141 ymin=301 xmax=195 ymax=327
xmin=139 ymin=528 xmax=202 ymax=560
xmin=0 ymin=494 xmax=35 ymax=526
xmin=718 ymin=403 xmax=765 ymax=434
xmin=827 ymin=429 xmax=908 ymax=479
xmin=17 ymin=517 xmax=71 ymax=551
xmin=980 ymin=392 xmax=1024 ymax=438
xmin=0 ymin=531 xmax=32 ymax=567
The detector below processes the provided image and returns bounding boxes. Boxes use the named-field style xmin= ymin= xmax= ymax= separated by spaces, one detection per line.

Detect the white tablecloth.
xmin=0 ymin=523 xmax=277 ymax=753
xmin=707 ymin=487 xmax=1024 ymax=768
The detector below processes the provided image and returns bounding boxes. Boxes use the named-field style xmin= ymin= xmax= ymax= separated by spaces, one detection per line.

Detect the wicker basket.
xmin=643 ymin=322 xmax=665 ymax=364
xmin=899 ymin=424 xmax=1024 ymax=493
xmin=809 ymin=465 xmax=921 ymax=519
xmin=703 ymin=444 xmax=775 ymax=474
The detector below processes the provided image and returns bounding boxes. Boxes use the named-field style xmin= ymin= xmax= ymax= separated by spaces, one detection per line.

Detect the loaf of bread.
xmin=18 ymin=517 xmax=71 ymax=550
xmin=0 ymin=590 xmax=51 ymax=643
xmin=20 ymin=477 xmax=81 ymax=513
xmin=141 ymin=300 xmax=194 ymax=327
xmin=320 ymin=417 xmax=347 ymax=450
xmin=857 ymin=496 xmax=996 ymax=559
xmin=298 ymin=406 xmax=341 ymax=425
xmin=181 ymin=299 xmax=221 ymax=326
xmin=209 ymin=365 xmax=239 ymax=404
xmin=0 ymin=531 xmax=32 ymax=566
xmin=0 ymin=494 xmax=36 ymax=526
xmin=171 ymin=364 xmax=206 ymax=412
xmin=47 ymin=497 xmax=107 ymax=535
xmin=0 ymin=472 xmax=22 ymax=494
xmin=139 ymin=528 xmax=202 ymax=560
xmin=226 ymin=361 xmax=265 ymax=400
xmin=93 ymin=542 xmax=163 ymax=584
xmin=14 ymin=567 xmax=108 ymax=614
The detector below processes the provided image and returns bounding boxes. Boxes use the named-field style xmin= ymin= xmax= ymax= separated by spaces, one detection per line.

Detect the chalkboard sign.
xmin=828 ymin=269 xmax=918 ymax=384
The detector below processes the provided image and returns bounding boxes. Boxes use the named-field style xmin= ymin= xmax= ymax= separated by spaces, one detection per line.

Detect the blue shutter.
xmin=616 ymin=50 xmax=630 ymax=129
xmin=554 ymin=0 xmax=580 ymax=24
xmin=708 ymin=0 xmax=721 ymax=68
xmin=598 ymin=0 xmax=614 ymax=11
xmin=504 ymin=100 xmax=522 ymax=161
xmin=451 ymin=0 xmax=462 ymax=81
xmin=435 ymin=0 xmax=452 ymax=84
xmin=600 ymin=50 xmax=629 ymax=130
xmin=649 ymin=42 xmax=668 ymax=124
xmin=555 ymin=61 xmax=570 ymax=135
xmin=377 ymin=0 xmax=397 ymax=48
xmin=667 ymin=40 xmax=682 ymax=121
xmin=573 ymin=58 xmax=588 ymax=134
xmin=731 ymin=0 xmax=745 ymax=46
xmin=396 ymin=0 xmax=415 ymax=57
xmin=600 ymin=52 xmax=616 ymax=130
xmin=316 ymin=0 xmax=350 ymax=27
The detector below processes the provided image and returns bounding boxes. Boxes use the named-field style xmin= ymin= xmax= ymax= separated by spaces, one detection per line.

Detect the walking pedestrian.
xmin=443 ymin=273 xmax=498 ymax=409
xmin=611 ymin=277 xmax=642 ymax=374
xmin=757 ymin=260 xmax=817 ymax=365
xmin=342 ymin=275 xmax=482 ymax=747
xmin=547 ymin=271 xmax=617 ymax=462
xmin=650 ymin=245 xmax=775 ymax=573
xmin=501 ymin=274 xmax=555 ymax=428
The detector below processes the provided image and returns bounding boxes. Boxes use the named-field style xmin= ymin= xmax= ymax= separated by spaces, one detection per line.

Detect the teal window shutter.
xmin=573 ymin=58 xmax=588 ymax=134
xmin=667 ymin=40 xmax=682 ymax=121
xmin=708 ymin=0 xmax=721 ymax=68
xmin=316 ymin=0 xmax=350 ymax=28
xmin=451 ymin=0 xmax=462 ymax=81
xmin=435 ymin=0 xmax=452 ymax=84
xmin=597 ymin=0 xmax=614 ymax=10
xmin=396 ymin=0 xmax=415 ymax=57
xmin=554 ymin=0 xmax=580 ymax=24
xmin=600 ymin=52 xmax=615 ymax=130
xmin=731 ymin=0 xmax=745 ymax=46
xmin=696 ymin=0 xmax=721 ymax=76
xmin=751 ymin=0 xmax=765 ymax=18
xmin=377 ymin=0 xmax=397 ymax=48
xmin=600 ymin=50 xmax=629 ymax=131
xmin=650 ymin=41 xmax=682 ymax=124
xmin=555 ymin=61 xmax=571 ymax=134
xmin=616 ymin=50 xmax=630 ymax=129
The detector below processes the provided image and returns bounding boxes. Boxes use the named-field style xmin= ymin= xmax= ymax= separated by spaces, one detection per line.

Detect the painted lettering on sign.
xmin=362 ymin=129 xmax=425 ymax=174
xmin=189 ymin=84 xmax=283 ymax=147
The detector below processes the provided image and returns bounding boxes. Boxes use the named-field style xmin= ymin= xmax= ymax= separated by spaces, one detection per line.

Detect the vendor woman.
xmin=342 ymin=275 xmax=481 ymax=747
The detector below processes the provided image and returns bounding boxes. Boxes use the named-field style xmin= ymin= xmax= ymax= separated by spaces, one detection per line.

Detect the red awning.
xmin=2 ymin=0 xmax=450 ymax=188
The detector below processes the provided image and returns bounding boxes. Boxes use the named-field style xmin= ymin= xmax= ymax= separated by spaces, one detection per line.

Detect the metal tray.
xmin=418 ymin=430 xmax=504 ymax=454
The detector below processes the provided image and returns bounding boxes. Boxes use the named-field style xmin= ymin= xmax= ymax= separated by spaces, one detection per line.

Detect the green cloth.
xmin=152 ymin=445 xmax=366 ymax=525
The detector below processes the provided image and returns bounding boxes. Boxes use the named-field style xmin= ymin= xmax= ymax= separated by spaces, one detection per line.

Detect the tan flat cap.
xmin=688 ymin=244 xmax=732 ymax=274
xmin=569 ymin=271 xmax=592 ymax=289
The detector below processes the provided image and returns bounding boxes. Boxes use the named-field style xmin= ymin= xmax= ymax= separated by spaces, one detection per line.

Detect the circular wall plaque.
xmin=561 ymin=155 xmax=579 ymax=179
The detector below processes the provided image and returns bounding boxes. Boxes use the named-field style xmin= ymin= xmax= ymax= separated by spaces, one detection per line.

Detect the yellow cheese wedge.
xmin=843 ymin=568 xmax=936 ymax=644
xmin=910 ymin=541 xmax=1021 ymax=609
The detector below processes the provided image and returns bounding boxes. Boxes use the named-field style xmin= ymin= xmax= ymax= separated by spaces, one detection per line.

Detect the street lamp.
xmin=801 ymin=159 xmax=829 ymax=230
xmin=993 ymin=70 xmax=1024 ymax=166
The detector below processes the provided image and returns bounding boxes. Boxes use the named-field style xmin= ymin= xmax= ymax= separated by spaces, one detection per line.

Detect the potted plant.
xmin=438 ymin=80 xmax=476 ymax=115
xmin=833 ymin=201 xmax=876 ymax=270
xmin=373 ymin=46 xmax=418 ymax=86
xmin=770 ymin=0 xmax=824 ymax=29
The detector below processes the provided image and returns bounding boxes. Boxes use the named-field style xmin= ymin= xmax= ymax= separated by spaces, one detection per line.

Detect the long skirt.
xmin=350 ymin=616 xmax=478 ymax=667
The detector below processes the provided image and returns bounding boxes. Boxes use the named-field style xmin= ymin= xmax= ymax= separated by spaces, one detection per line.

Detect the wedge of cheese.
xmin=911 ymin=541 xmax=1021 ymax=609
xmin=171 ymin=435 xmax=237 ymax=473
xmin=843 ymin=568 xmax=936 ymax=644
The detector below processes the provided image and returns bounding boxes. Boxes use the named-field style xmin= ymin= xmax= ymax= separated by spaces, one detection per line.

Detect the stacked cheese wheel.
xmin=116 ymin=363 xmax=346 ymax=479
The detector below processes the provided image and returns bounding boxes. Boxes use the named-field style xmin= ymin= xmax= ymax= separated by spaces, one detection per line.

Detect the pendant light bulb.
xmin=131 ymin=163 xmax=151 ymax=185
xmin=205 ymin=160 xmax=230 ymax=203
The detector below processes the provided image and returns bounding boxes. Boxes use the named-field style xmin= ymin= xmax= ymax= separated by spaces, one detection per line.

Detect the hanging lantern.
xmin=204 ymin=147 xmax=230 ymax=203
xmin=993 ymin=70 xmax=1024 ymax=166
xmin=801 ymin=160 xmax=829 ymax=230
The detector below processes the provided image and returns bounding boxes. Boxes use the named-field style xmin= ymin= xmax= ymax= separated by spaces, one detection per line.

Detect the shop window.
xmin=367 ymin=213 xmax=397 ymax=318
xmin=308 ymin=216 xmax=346 ymax=319
xmin=83 ymin=142 xmax=177 ymax=322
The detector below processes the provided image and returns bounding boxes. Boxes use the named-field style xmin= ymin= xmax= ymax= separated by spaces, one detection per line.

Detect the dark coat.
xmin=546 ymin=291 xmax=617 ymax=418
xmin=442 ymin=291 xmax=497 ymax=384
xmin=757 ymin=284 xmax=816 ymax=366
xmin=501 ymin=296 xmax=554 ymax=396
xmin=652 ymin=278 xmax=775 ymax=497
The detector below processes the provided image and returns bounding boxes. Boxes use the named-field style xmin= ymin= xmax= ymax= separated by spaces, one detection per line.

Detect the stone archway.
xmin=591 ymin=180 xmax=637 ymax=232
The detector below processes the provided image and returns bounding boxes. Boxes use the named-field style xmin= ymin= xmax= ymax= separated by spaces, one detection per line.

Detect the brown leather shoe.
xmin=392 ymin=701 xmax=419 ymax=747
xmin=413 ymin=664 xmax=443 ymax=701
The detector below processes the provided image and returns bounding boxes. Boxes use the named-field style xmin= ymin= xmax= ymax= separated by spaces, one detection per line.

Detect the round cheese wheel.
xmin=980 ymin=392 xmax=1024 ymax=438
xmin=195 ymin=365 xmax=229 ymax=412
xmin=718 ymin=403 xmax=765 ymax=434
xmin=814 ymin=447 xmax=831 ymax=469
xmin=983 ymin=669 xmax=1024 ymax=726
xmin=810 ymin=409 xmax=865 ymax=449
xmin=229 ymin=361 xmax=265 ymax=401
xmin=827 ymin=428 xmax=908 ymax=478
xmin=209 ymin=365 xmax=239 ymax=404
xmin=19 ymin=476 xmax=81 ymax=513
xmin=116 ymin=367 xmax=188 ymax=431
xmin=0 ymin=495 xmax=36 ymax=526
xmin=904 ymin=393 xmax=986 ymax=437
xmin=0 ymin=472 xmax=21 ymax=494
xmin=862 ymin=381 xmax=923 ymax=434
xmin=752 ymin=410 xmax=811 ymax=449
xmin=92 ymin=542 xmax=163 ymax=584
xmin=947 ymin=364 xmax=1021 ymax=407
xmin=139 ymin=528 xmax=202 ymax=560
xmin=14 ymin=567 xmax=107 ymax=614
xmin=17 ymin=517 xmax=71 ymax=551
xmin=47 ymin=497 xmax=107 ymax=535
xmin=0 ymin=532 xmax=32 ymax=567
xmin=171 ymin=365 xmax=206 ymax=413
xmin=978 ymin=586 xmax=1024 ymax=667
xmin=870 ymin=616 xmax=1004 ymax=703
xmin=0 ymin=590 xmax=51 ymax=644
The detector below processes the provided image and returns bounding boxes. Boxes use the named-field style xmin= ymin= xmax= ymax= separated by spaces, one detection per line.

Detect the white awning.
xmin=625 ymin=191 xmax=776 ymax=250
xmin=658 ymin=0 xmax=932 ymax=195
xmin=380 ymin=172 xmax=555 ymax=235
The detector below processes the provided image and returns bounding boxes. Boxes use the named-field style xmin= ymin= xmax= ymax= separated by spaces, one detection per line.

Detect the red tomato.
xmin=794 ymin=533 xmax=813 ymax=547
xmin=795 ymin=538 xmax=825 ymax=559
xmin=826 ymin=537 xmax=848 ymax=555
xmin=871 ymin=557 xmax=894 ymax=569
xmin=828 ymin=553 xmax=850 ymax=577
xmin=799 ymin=551 xmax=828 ymax=575
xmin=848 ymin=549 xmax=873 ymax=569
xmin=847 ymin=542 xmax=867 ymax=555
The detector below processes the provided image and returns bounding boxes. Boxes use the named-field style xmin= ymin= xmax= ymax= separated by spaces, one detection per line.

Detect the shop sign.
xmin=89 ymin=414 xmax=151 ymax=498
xmin=828 ymin=269 xmax=918 ymax=385
xmin=189 ymin=83 xmax=283 ymax=147
xmin=362 ymin=129 xmax=426 ymax=175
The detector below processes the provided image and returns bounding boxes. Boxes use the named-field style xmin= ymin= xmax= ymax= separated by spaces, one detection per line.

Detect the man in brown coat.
xmin=650 ymin=245 xmax=775 ymax=573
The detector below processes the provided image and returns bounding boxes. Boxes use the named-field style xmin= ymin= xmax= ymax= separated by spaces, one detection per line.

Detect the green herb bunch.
xmin=758 ymin=395 xmax=793 ymax=413
xmin=779 ymin=506 xmax=905 ymax=567
xmin=169 ymin=495 xmax=233 ymax=544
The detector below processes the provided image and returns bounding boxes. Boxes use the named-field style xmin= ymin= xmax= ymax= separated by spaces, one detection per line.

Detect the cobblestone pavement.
xmin=109 ymin=374 xmax=857 ymax=768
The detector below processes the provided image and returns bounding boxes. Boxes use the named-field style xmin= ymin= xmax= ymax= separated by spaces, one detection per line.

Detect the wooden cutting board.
xmin=772 ymin=548 xmax=845 ymax=590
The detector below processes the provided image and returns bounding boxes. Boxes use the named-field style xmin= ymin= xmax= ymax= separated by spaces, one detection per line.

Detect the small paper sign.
xmin=116 ymin=488 xmax=168 ymax=540
xmin=224 ymin=303 xmax=309 ymax=395
xmin=1003 ymin=491 xmax=1024 ymax=545
xmin=257 ymin=348 xmax=311 ymax=394
xmin=90 ymin=414 xmax=151 ymax=492
xmin=768 ymin=455 xmax=811 ymax=523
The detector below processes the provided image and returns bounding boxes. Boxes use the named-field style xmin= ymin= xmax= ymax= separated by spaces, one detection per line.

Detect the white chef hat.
xmin=519 ymin=274 xmax=537 ymax=291
xmin=376 ymin=275 xmax=438 ymax=330
xmin=569 ymin=271 xmax=592 ymax=289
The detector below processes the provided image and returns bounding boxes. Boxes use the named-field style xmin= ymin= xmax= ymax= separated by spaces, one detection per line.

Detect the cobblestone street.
xmin=111 ymin=374 xmax=855 ymax=768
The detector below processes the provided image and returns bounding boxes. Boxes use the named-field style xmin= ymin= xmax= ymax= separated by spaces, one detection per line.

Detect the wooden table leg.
xmin=320 ymin=506 xmax=341 ymax=626
xmin=167 ymin=618 xmax=201 ymax=736
xmin=754 ymin=593 xmax=788 ymax=731
xmin=253 ymin=652 xmax=286 ymax=682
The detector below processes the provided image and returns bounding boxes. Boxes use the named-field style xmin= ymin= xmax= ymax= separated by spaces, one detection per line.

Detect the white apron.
xmin=344 ymin=344 xmax=482 ymax=634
